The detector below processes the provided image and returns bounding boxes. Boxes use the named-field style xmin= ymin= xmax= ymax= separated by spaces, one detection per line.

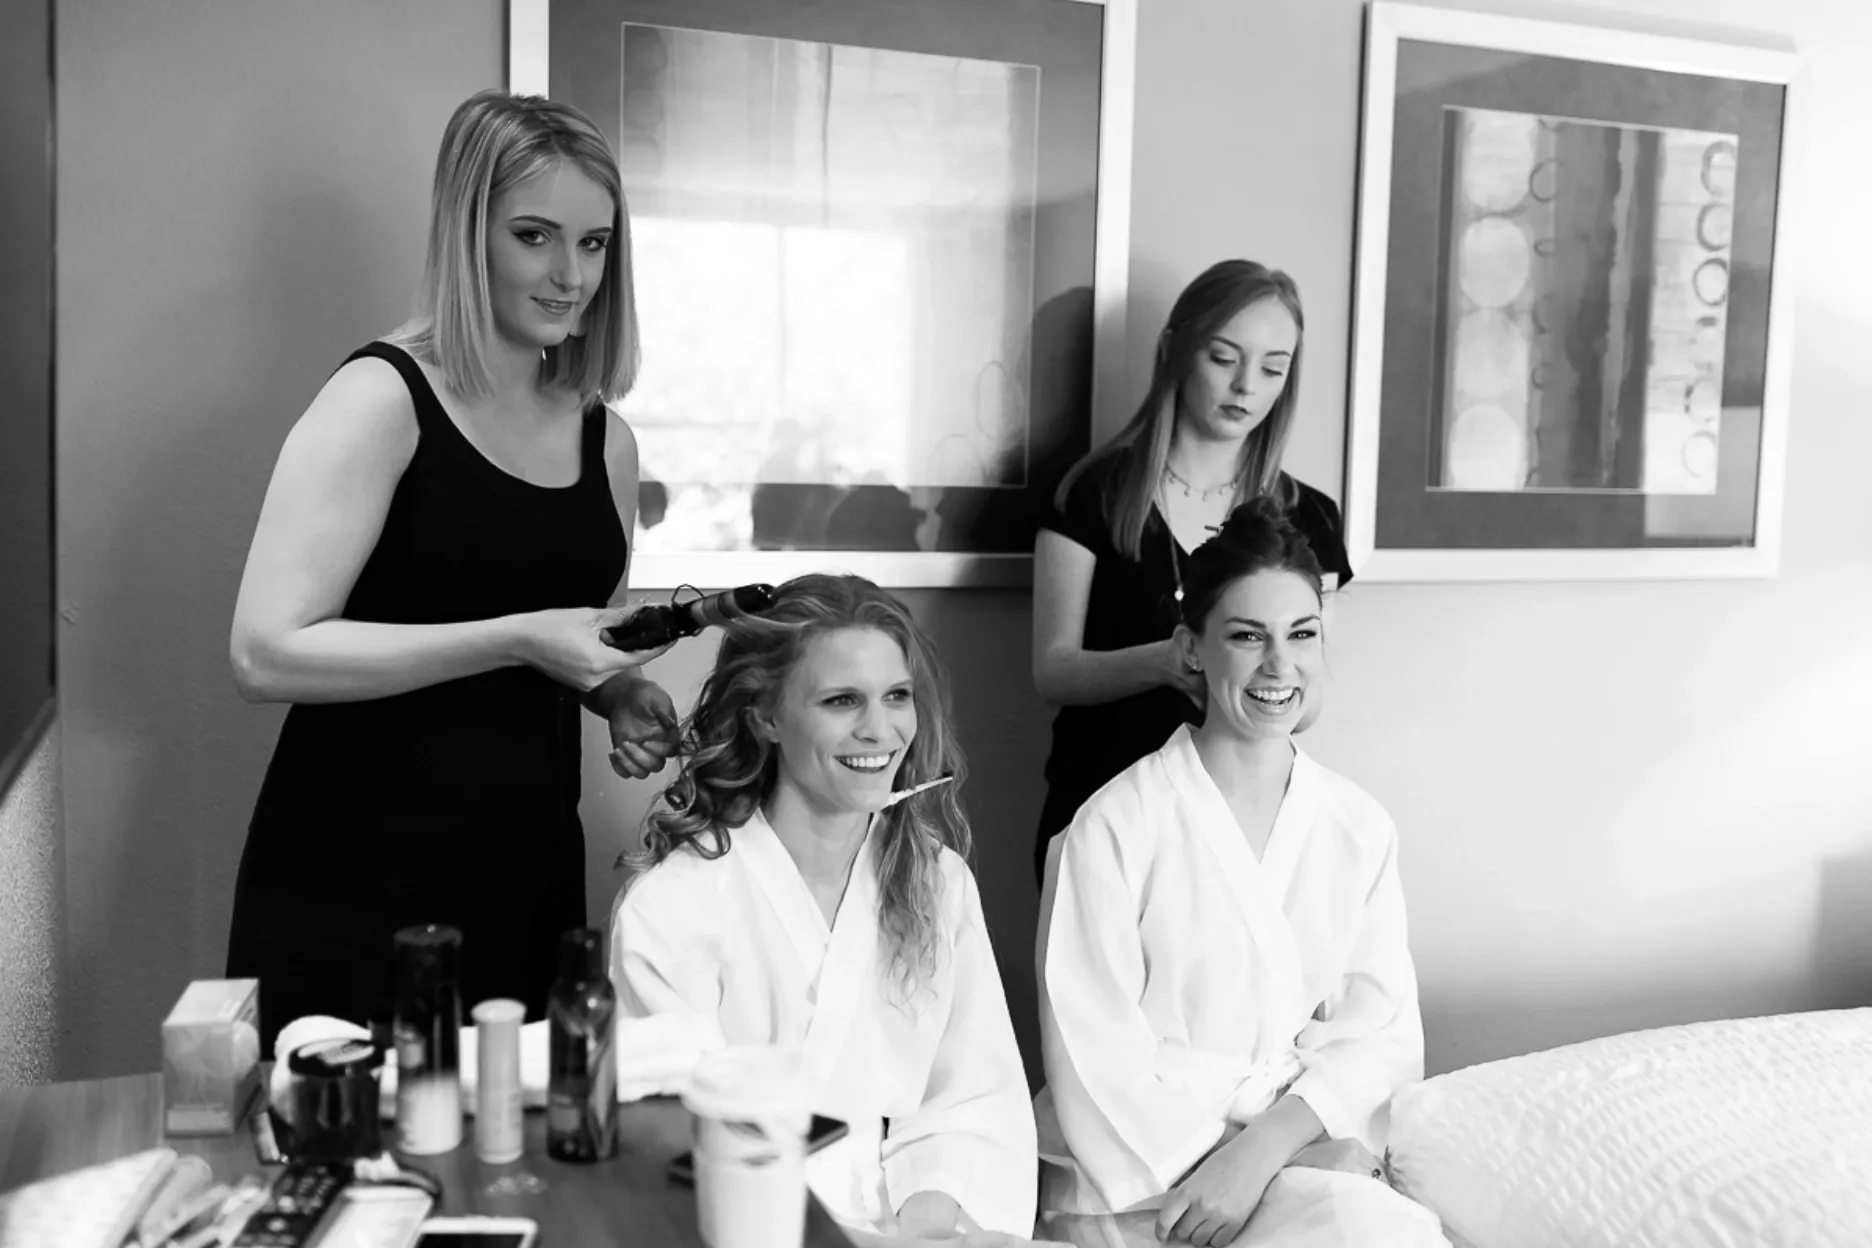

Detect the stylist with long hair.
xmin=1030 ymin=260 xmax=1353 ymax=886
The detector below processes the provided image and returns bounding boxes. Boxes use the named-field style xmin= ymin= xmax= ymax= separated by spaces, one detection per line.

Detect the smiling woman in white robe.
xmin=610 ymin=574 xmax=1038 ymax=1242
xmin=1035 ymin=500 xmax=1450 ymax=1248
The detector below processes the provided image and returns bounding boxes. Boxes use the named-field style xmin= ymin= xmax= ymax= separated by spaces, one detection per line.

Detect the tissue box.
xmin=162 ymin=979 xmax=262 ymax=1136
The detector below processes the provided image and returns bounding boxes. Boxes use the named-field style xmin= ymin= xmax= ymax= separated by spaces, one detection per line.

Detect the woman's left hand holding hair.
xmin=600 ymin=672 xmax=679 ymax=779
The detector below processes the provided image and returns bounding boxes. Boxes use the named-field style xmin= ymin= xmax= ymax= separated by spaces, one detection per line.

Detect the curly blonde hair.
xmin=621 ymin=574 xmax=972 ymax=1002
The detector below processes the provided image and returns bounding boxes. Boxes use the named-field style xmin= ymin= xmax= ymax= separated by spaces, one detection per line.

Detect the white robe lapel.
xmin=1163 ymin=726 xmax=1310 ymax=1030
xmin=734 ymin=810 xmax=831 ymax=978
xmin=802 ymin=823 xmax=881 ymax=1093
xmin=734 ymin=810 xmax=881 ymax=1094
xmin=736 ymin=813 xmax=891 ymax=1229
xmin=1258 ymin=748 xmax=1320 ymax=901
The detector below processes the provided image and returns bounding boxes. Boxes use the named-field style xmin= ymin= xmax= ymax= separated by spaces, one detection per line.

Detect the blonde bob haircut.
xmin=387 ymin=89 xmax=640 ymax=407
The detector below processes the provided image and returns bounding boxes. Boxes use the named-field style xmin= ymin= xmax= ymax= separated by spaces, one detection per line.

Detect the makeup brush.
xmin=881 ymin=772 xmax=956 ymax=808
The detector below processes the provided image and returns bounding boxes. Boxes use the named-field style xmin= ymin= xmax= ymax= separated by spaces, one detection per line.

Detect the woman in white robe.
xmin=1035 ymin=500 xmax=1451 ymax=1248
xmin=611 ymin=573 xmax=1039 ymax=1242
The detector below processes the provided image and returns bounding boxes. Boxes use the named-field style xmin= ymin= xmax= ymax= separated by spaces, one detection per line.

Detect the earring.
xmin=1186 ymin=660 xmax=1202 ymax=673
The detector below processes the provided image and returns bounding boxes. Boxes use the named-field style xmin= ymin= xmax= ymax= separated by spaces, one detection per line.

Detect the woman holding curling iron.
xmin=225 ymin=90 xmax=683 ymax=1051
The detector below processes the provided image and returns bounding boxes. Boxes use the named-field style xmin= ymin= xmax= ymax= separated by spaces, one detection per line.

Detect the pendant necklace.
xmin=1164 ymin=462 xmax=1241 ymax=502
xmin=1160 ymin=467 xmax=1236 ymax=605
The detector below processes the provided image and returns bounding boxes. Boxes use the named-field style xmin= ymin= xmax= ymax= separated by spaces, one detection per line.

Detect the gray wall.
xmin=55 ymin=0 xmax=505 ymax=1078
xmin=48 ymin=0 xmax=1872 ymax=1083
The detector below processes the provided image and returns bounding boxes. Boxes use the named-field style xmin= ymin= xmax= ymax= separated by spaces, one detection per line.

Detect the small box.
xmin=161 ymin=978 xmax=262 ymax=1137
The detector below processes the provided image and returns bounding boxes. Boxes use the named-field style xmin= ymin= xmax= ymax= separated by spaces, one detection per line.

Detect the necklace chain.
xmin=1163 ymin=461 xmax=1241 ymax=502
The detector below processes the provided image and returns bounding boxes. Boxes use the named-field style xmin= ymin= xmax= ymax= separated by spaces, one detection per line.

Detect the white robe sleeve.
xmin=609 ymin=864 xmax=726 ymax=1020
xmin=1286 ymin=816 xmax=1425 ymax=1152
xmin=1040 ymin=804 xmax=1246 ymax=1212
xmin=880 ymin=864 xmax=1039 ymax=1238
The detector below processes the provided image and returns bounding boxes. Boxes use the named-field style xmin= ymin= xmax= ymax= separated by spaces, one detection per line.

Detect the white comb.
xmin=881 ymin=772 xmax=956 ymax=808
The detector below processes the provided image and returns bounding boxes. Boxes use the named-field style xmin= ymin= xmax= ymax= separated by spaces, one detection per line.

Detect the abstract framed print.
xmin=510 ymin=0 xmax=1136 ymax=588
xmin=1346 ymin=2 xmax=1805 ymax=581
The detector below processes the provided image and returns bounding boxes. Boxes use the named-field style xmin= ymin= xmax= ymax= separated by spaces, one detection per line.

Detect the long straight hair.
xmin=386 ymin=90 xmax=640 ymax=408
xmin=624 ymin=575 xmax=971 ymax=1004
xmin=1055 ymin=260 xmax=1305 ymax=560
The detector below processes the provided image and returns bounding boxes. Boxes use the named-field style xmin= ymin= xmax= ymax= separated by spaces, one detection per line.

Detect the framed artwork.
xmin=509 ymin=0 xmax=1136 ymax=588
xmin=1346 ymin=3 xmax=1805 ymax=581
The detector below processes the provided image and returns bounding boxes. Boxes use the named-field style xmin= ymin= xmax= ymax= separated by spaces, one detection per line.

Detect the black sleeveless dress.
xmin=226 ymin=342 xmax=627 ymax=1052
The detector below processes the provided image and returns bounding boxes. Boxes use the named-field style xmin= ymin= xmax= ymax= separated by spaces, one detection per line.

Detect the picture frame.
xmin=508 ymin=0 xmax=1136 ymax=589
xmin=1345 ymin=2 xmax=1805 ymax=582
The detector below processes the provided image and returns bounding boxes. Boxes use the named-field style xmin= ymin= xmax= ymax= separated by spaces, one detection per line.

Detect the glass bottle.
xmin=390 ymin=923 xmax=463 ymax=1156
xmin=547 ymin=927 xmax=617 ymax=1162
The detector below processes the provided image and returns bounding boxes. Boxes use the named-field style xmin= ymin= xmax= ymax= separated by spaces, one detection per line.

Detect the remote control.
xmin=231 ymin=1160 xmax=353 ymax=1248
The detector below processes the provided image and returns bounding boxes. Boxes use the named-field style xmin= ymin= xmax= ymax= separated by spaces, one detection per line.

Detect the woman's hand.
xmin=1155 ymin=1129 xmax=1278 ymax=1246
xmin=606 ymin=676 xmax=679 ymax=779
xmin=1158 ymin=639 xmax=1208 ymax=711
xmin=518 ymin=605 xmax=669 ymax=692
xmin=1287 ymin=1136 xmax=1386 ymax=1183
xmin=894 ymin=1191 xmax=962 ymax=1240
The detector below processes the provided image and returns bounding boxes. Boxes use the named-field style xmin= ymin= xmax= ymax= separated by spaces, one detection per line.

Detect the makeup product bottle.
xmin=547 ymin=928 xmax=617 ymax=1163
xmin=472 ymin=998 xmax=526 ymax=1165
xmin=391 ymin=924 xmax=464 ymax=1156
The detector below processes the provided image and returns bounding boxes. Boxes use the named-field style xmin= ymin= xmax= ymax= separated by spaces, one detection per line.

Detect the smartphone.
xmin=309 ymin=1184 xmax=434 ymax=1248
xmin=665 ymin=1114 xmax=850 ymax=1186
xmin=412 ymin=1217 xmax=540 ymax=1248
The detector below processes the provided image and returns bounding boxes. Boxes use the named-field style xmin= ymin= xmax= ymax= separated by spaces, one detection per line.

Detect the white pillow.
xmin=1385 ymin=1009 xmax=1872 ymax=1248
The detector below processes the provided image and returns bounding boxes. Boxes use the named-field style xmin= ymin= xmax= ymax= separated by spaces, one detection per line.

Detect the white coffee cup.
xmin=681 ymin=1046 xmax=812 ymax=1248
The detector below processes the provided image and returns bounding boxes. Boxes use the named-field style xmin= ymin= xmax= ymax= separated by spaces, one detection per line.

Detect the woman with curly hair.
xmin=610 ymin=573 xmax=1038 ymax=1241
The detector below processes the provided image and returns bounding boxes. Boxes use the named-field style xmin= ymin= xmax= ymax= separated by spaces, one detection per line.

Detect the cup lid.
xmin=472 ymin=998 xmax=526 ymax=1026
xmin=680 ymin=1045 xmax=809 ymax=1122
xmin=287 ymin=1035 xmax=385 ymax=1077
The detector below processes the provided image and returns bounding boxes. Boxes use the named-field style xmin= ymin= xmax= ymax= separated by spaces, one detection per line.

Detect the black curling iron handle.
xmin=601 ymin=583 xmax=780 ymax=651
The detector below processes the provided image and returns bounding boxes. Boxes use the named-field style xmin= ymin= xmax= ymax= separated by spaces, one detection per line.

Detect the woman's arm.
xmin=1285 ymin=816 xmax=1425 ymax=1150
xmin=228 ymin=360 xmax=655 ymax=704
xmin=1031 ymin=530 xmax=1197 ymax=708
xmin=880 ymin=867 xmax=1038 ymax=1238
xmin=581 ymin=409 xmax=649 ymax=717
xmin=581 ymin=411 xmax=680 ymax=779
xmin=1040 ymin=800 xmax=1257 ymax=1213
xmin=609 ymin=869 xmax=725 ymax=1021
xmin=1154 ymin=1095 xmax=1325 ymax=1246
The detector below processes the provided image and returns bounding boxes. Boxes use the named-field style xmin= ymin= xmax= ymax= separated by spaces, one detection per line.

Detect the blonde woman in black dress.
xmin=226 ymin=91 xmax=677 ymax=1050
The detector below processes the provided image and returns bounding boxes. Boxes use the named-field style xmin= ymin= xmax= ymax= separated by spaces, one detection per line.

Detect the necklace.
xmin=1163 ymin=462 xmax=1241 ymax=502
xmin=1157 ymin=480 xmax=1208 ymax=607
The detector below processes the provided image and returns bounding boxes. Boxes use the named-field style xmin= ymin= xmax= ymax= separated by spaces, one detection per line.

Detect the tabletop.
xmin=0 ymin=1072 xmax=856 ymax=1247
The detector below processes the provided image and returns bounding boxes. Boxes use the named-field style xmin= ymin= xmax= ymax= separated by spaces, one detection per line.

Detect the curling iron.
xmin=601 ymin=583 xmax=780 ymax=650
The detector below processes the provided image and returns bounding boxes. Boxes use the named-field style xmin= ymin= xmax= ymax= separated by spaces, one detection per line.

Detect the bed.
xmin=1384 ymin=1008 xmax=1872 ymax=1248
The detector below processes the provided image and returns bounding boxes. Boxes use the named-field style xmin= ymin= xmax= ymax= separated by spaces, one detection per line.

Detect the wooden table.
xmin=0 ymin=1073 xmax=855 ymax=1247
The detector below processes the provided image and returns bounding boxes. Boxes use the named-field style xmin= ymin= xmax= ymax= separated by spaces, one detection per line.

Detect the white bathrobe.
xmin=612 ymin=811 xmax=1038 ymax=1239
xmin=1035 ymin=726 xmax=1450 ymax=1247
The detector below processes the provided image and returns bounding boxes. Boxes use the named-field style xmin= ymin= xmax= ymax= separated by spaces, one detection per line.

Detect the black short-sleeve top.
xmin=1036 ymin=447 xmax=1353 ymax=814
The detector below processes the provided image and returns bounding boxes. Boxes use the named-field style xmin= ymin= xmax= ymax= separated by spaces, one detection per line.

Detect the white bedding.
xmin=1385 ymin=1009 xmax=1872 ymax=1248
